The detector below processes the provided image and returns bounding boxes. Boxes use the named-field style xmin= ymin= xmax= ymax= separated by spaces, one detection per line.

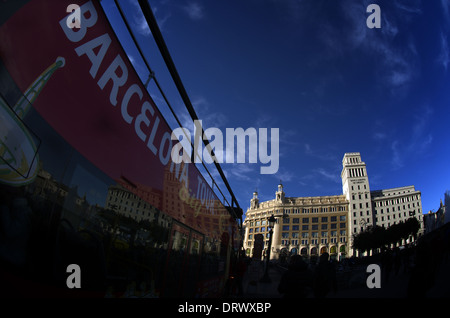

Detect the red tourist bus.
xmin=0 ymin=0 xmax=241 ymax=297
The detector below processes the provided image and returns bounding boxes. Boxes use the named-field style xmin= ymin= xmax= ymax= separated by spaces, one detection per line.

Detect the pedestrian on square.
xmin=313 ymin=252 xmax=337 ymax=298
xmin=278 ymin=255 xmax=313 ymax=298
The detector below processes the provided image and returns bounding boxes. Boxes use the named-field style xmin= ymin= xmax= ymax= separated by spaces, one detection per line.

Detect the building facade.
xmin=243 ymin=152 xmax=424 ymax=260
xmin=424 ymin=193 xmax=448 ymax=233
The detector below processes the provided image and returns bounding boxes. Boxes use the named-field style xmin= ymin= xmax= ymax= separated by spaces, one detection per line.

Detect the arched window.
xmin=330 ymin=246 xmax=337 ymax=254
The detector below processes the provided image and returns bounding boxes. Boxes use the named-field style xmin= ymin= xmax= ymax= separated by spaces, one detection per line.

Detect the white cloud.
xmin=389 ymin=69 xmax=413 ymax=86
xmin=183 ymin=2 xmax=204 ymax=20
xmin=126 ymin=0 xmax=152 ymax=36
xmin=390 ymin=105 xmax=434 ymax=170
xmin=315 ymin=168 xmax=341 ymax=184
xmin=304 ymin=143 xmax=313 ymax=155
xmin=372 ymin=132 xmax=387 ymax=141
xmin=372 ymin=33 xmax=419 ymax=91
xmin=192 ymin=96 xmax=228 ymax=129
xmin=441 ymin=0 xmax=450 ymax=24
xmin=274 ymin=170 xmax=295 ymax=183
xmin=224 ymin=163 xmax=256 ymax=182
xmin=391 ymin=140 xmax=403 ymax=170
xmin=304 ymin=143 xmax=337 ymax=162
xmin=381 ymin=15 xmax=399 ymax=38
xmin=394 ymin=1 xmax=422 ymax=15
xmin=316 ymin=0 xmax=421 ymax=93
xmin=127 ymin=0 xmax=171 ymax=35
xmin=438 ymin=32 xmax=450 ymax=71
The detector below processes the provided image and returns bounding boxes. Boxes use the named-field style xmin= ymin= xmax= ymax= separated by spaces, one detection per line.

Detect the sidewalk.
xmin=331 ymin=256 xmax=450 ymax=298
xmin=238 ymin=256 xmax=450 ymax=298
xmin=330 ymin=267 xmax=411 ymax=298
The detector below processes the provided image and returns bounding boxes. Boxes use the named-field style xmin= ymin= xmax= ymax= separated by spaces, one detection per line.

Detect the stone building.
xmin=243 ymin=152 xmax=424 ymax=259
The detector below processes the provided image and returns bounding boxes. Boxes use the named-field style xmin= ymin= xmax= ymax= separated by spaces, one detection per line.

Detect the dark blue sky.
xmin=102 ymin=0 xmax=450 ymax=216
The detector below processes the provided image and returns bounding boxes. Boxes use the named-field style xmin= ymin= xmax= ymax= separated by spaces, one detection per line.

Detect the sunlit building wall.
xmin=243 ymin=152 xmax=424 ymax=259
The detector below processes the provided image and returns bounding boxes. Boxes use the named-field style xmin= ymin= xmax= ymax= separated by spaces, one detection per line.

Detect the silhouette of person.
xmin=313 ymin=252 xmax=337 ymax=298
xmin=235 ymin=253 xmax=248 ymax=296
xmin=278 ymin=255 xmax=313 ymax=298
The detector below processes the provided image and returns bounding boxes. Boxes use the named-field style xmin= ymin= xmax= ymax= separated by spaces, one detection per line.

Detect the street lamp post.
xmin=259 ymin=214 xmax=277 ymax=283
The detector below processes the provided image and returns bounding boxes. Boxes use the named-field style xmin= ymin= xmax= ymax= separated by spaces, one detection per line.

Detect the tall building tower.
xmin=341 ymin=153 xmax=373 ymax=250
